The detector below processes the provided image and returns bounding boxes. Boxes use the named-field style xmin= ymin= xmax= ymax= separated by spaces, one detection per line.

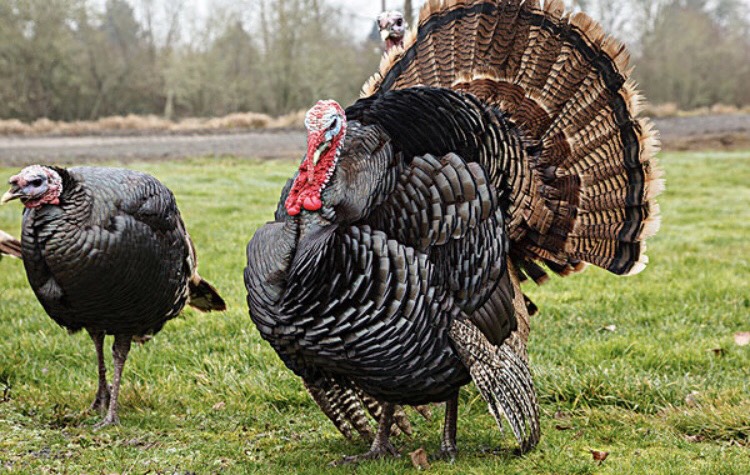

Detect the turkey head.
xmin=285 ymin=100 xmax=346 ymax=216
xmin=2 ymin=165 xmax=62 ymax=209
xmin=377 ymin=10 xmax=407 ymax=52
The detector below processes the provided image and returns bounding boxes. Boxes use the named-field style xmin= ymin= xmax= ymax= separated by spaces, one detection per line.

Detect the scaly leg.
xmin=95 ymin=334 xmax=131 ymax=428
xmin=334 ymin=402 xmax=399 ymax=465
xmin=87 ymin=329 xmax=110 ymax=413
xmin=439 ymin=394 xmax=459 ymax=462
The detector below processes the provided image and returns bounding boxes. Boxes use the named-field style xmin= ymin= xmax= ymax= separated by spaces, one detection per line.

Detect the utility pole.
xmin=382 ymin=0 xmax=386 ymax=11
xmin=404 ymin=0 xmax=413 ymax=25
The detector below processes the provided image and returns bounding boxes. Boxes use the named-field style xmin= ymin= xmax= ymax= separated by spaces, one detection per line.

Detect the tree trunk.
xmin=404 ymin=0 xmax=413 ymax=26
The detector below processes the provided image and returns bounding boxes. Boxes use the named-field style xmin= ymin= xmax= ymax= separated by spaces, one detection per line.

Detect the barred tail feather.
xmin=304 ymin=380 xmax=422 ymax=441
xmin=450 ymin=318 xmax=540 ymax=452
xmin=363 ymin=0 xmax=663 ymax=279
xmin=0 ymin=230 xmax=22 ymax=259
xmin=305 ymin=380 xmax=375 ymax=441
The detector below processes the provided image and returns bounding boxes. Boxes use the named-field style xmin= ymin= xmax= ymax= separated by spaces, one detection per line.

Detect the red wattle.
xmin=287 ymin=203 xmax=301 ymax=216
xmin=303 ymin=195 xmax=322 ymax=211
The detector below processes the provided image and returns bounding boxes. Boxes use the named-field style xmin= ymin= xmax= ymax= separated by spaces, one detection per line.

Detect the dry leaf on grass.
xmin=685 ymin=391 xmax=700 ymax=408
xmin=600 ymin=325 xmax=617 ymax=332
xmin=590 ymin=450 xmax=609 ymax=463
xmin=410 ymin=448 xmax=431 ymax=470
xmin=212 ymin=401 xmax=226 ymax=410
xmin=734 ymin=332 xmax=750 ymax=346
xmin=685 ymin=434 xmax=705 ymax=443
xmin=709 ymin=347 xmax=725 ymax=357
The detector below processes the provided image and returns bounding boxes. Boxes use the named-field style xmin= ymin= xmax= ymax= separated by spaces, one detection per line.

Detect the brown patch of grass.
xmin=644 ymin=103 xmax=750 ymax=118
xmin=661 ymin=133 xmax=750 ymax=152
xmin=0 ymin=110 xmax=307 ymax=137
xmin=0 ymin=119 xmax=33 ymax=135
xmin=643 ymin=103 xmax=681 ymax=118
xmin=269 ymin=110 xmax=306 ymax=129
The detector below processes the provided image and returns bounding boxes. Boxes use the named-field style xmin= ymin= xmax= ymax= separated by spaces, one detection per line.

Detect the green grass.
xmin=0 ymin=152 xmax=749 ymax=474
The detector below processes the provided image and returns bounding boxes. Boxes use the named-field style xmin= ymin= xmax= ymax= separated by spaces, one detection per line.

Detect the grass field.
xmin=0 ymin=151 xmax=748 ymax=474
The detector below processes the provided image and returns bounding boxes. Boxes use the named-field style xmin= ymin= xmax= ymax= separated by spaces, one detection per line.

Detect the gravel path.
xmin=653 ymin=114 xmax=750 ymax=137
xmin=0 ymin=115 xmax=748 ymax=166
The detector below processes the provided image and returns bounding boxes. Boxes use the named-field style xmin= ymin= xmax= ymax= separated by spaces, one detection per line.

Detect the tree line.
xmin=1 ymin=0 xmax=748 ymax=122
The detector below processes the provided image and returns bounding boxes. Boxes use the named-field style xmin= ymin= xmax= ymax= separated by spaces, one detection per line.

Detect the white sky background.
xmin=160 ymin=0 xmax=429 ymax=41
xmin=92 ymin=0 xmax=750 ymax=45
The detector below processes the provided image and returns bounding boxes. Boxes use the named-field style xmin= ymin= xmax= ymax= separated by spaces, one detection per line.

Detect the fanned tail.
xmin=0 ymin=229 xmax=22 ymax=259
xmin=449 ymin=317 xmax=540 ymax=452
xmin=188 ymin=274 xmax=226 ymax=312
xmin=363 ymin=0 xmax=663 ymax=281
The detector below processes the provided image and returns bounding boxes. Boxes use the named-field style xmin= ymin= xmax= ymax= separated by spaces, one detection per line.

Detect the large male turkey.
xmin=1 ymin=165 xmax=226 ymax=427
xmin=245 ymin=0 xmax=662 ymax=462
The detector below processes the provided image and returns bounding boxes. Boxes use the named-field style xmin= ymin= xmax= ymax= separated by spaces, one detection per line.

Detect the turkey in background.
xmin=377 ymin=10 xmax=409 ymax=52
xmin=1 ymin=165 xmax=226 ymax=427
xmin=246 ymin=0 xmax=662 ymax=463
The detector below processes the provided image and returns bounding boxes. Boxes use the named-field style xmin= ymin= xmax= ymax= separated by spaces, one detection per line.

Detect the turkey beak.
xmin=1 ymin=185 xmax=21 ymax=205
xmin=380 ymin=28 xmax=391 ymax=42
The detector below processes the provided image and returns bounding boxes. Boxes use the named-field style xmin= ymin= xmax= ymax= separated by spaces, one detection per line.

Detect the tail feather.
xmin=356 ymin=390 xmax=414 ymax=436
xmin=306 ymin=380 xmax=374 ymax=441
xmin=0 ymin=230 xmax=22 ymax=259
xmin=304 ymin=379 xmax=423 ymax=441
xmin=188 ymin=274 xmax=226 ymax=312
xmin=363 ymin=0 xmax=663 ymax=281
xmin=449 ymin=318 xmax=540 ymax=452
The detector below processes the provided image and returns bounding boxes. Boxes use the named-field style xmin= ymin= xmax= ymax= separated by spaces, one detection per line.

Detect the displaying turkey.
xmin=1 ymin=165 xmax=226 ymax=427
xmin=0 ymin=229 xmax=22 ymax=260
xmin=245 ymin=0 xmax=662 ymax=462
xmin=377 ymin=10 xmax=408 ymax=52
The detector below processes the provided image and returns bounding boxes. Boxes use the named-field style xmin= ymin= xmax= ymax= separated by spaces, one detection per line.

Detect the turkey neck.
xmin=295 ymin=212 xmax=334 ymax=241
xmin=26 ymin=168 xmax=89 ymax=238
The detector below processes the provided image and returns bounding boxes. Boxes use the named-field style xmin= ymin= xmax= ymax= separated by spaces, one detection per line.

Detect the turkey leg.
xmin=439 ymin=394 xmax=459 ymax=462
xmin=95 ymin=334 xmax=131 ymax=428
xmin=335 ymin=401 xmax=399 ymax=465
xmin=87 ymin=329 xmax=110 ymax=413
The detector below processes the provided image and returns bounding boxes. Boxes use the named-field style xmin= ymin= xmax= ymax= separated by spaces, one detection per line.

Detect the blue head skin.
xmin=1 ymin=165 xmax=63 ymax=209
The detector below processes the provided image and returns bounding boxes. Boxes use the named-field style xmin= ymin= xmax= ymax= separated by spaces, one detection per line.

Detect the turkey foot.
xmin=89 ymin=387 xmax=111 ymax=413
xmin=87 ymin=329 xmax=111 ymax=413
xmin=94 ymin=334 xmax=131 ymax=429
xmin=332 ymin=402 xmax=400 ymax=466
xmin=334 ymin=440 xmax=399 ymax=465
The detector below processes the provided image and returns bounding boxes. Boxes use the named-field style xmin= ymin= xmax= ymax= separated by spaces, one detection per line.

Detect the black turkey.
xmin=0 ymin=229 xmax=22 ymax=260
xmin=1 ymin=165 xmax=226 ymax=427
xmin=245 ymin=0 xmax=662 ymax=462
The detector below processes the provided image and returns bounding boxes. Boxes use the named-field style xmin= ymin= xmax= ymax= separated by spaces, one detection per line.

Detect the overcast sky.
xmin=120 ymin=0 xmax=750 ymax=43
xmin=188 ymin=0 xmax=429 ymax=39
xmin=330 ymin=0 xmax=427 ymax=37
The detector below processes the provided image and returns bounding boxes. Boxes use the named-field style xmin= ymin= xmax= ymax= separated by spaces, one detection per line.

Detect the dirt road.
xmin=0 ymin=115 xmax=748 ymax=166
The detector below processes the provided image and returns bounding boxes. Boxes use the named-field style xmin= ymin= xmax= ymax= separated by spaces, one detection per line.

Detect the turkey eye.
xmin=30 ymin=179 xmax=43 ymax=187
xmin=329 ymin=118 xmax=339 ymax=131
xmin=396 ymin=19 xmax=403 ymax=26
